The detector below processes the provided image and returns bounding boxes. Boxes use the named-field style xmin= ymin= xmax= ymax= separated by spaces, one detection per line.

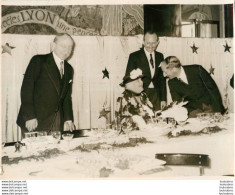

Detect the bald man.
xmin=160 ymin=56 xmax=225 ymax=117
xmin=17 ymin=33 xmax=75 ymax=137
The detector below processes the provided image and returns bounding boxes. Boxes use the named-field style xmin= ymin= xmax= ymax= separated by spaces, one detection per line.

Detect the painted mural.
xmin=1 ymin=5 xmax=144 ymax=36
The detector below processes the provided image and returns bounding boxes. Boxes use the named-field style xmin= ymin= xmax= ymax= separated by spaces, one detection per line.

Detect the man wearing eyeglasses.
xmin=124 ymin=30 xmax=166 ymax=111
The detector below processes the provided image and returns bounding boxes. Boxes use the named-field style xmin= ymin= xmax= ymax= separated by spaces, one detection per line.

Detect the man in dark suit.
xmin=160 ymin=56 xmax=225 ymax=117
xmin=17 ymin=33 xmax=75 ymax=136
xmin=125 ymin=30 xmax=166 ymax=111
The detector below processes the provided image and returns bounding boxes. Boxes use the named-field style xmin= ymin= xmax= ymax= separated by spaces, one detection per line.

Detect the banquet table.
xmin=1 ymin=115 xmax=234 ymax=179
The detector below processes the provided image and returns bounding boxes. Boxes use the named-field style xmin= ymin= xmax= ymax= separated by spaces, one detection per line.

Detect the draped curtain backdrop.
xmin=101 ymin=5 xmax=144 ymax=36
xmin=1 ymin=34 xmax=233 ymax=142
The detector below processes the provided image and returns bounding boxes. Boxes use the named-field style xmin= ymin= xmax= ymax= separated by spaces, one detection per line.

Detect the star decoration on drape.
xmin=209 ymin=64 xmax=215 ymax=75
xmin=98 ymin=108 xmax=110 ymax=119
xmin=2 ymin=43 xmax=15 ymax=55
xmin=223 ymin=42 xmax=231 ymax=52
xmin=191 ymin=43 xmax=199 ymax=54
xmin=102 ymin=67 xmax=109 ymax=79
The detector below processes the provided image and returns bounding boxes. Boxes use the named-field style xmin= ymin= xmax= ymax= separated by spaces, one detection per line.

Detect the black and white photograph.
xmin=0 ymin=1 xmax=234 ymax=181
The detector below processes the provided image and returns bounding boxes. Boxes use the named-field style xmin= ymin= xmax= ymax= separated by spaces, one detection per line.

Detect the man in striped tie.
xmin=17 ymin=33 xmax=75 ymax=137
xmin=124 ymin=30 xmax=166 ymax=111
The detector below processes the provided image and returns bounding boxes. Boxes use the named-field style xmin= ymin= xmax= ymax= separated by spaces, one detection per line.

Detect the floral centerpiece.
xmin=157 ymin=101 xmax=189 ymax=123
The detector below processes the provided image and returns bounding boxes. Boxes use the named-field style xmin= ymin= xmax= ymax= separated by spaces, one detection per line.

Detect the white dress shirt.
xmin=144 ymin=48 xmax=155 ymax=88
xmin=52 ymin=52 xmax=64 ymax=75
xmin=166 ymin=66 xmax=189 ymax=105
xmin=52 ymin=52 xmax=73 ymax=126
xmin=177 ymin=66 xmax=189 ymax=84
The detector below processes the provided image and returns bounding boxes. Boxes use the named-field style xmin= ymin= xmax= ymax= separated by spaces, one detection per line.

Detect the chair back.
xmin=155 ymin=153 xmax=209 ymax=166
xmin=155 ymin=153 xmax=210 ymax=176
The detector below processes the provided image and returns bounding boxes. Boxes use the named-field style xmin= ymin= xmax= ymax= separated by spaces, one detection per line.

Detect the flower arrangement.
xmin=158 ymin=101 xmax=189 ymax=123
xmin=130 ymin=68 xmax=143 ymax=79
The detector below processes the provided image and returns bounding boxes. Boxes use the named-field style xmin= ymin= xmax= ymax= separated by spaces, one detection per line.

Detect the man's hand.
xmin=64 ymin=121 xmax=75 ymax=132
xmin=160 ymin=101 xmax=167 ymax=110
xmin=25 ymin=118 xmax=38 ymax=132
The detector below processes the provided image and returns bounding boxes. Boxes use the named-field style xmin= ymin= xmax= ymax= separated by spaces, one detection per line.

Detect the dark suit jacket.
xmin=168 ymin=65 xmax=225 ymax=114
xmin=17 ymin=53 xmax=74 ymax=132
xmin=125 ymin=49 xmax=166 ymax=101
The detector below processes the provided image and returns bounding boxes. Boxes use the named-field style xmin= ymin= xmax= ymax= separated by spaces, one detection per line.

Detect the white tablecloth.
xmin=1 ymin=115 xmax=234 ymax=179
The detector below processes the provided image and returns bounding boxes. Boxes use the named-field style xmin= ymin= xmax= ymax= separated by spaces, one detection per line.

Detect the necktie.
xmin=150 ymin=54 xmax=154 ymax=68
xmin=60 ymin=61 xmax=63 ymax=78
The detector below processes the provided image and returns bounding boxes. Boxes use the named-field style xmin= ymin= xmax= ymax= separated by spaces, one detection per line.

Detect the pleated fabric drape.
xmin=1 ymin=34 xmax=233 ymax=142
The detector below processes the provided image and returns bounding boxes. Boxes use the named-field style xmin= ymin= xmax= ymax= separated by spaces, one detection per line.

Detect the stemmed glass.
xmin=24 ymin=132 xmax=37 ymax=146
xmin=168 ymin=118 xmax=176 ymax=128
xmin=196 ymin=113 xmax=205 ymax=122
xmin=37 ymin=131 xmax=47 ymax=137
xmin=157 ymin=117 xmax=167 ymax=126
xmin=51 ymin=131 xmax=61 ymax=144
xmin=213 ymin=112 xmax=223 ymax=123
xmin=204 ymin=113 xmax=212 ymax=121
xmin=62 ymin=133 xmax=74 ymax=150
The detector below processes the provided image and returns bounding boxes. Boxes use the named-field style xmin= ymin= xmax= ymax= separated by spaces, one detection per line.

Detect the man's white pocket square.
xmin=69 ymin=80 xmax=73 ymax=83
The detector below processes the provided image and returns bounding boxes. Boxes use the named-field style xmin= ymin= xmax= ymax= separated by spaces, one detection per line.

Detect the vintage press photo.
xmin=0 ymin=0 xmax=234 ymax=180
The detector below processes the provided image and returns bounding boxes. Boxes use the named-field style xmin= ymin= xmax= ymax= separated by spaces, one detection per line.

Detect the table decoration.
xmin=2 ymin=148 xmax=65 ymax=165
xmin=168 ymin=113 xmax=230 ymax=137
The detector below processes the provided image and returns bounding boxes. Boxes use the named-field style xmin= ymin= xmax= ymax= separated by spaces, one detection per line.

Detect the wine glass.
xmin=196 ymin=113 xmax=204 ymax=121
xmin=25 ymin=132 xmax=37 ymax=139
xmin=51 ymin=131 xmax=61 ymax=144
xmin=204 ymin=113 xmax=213 ymax=121
xmin=168 ymin=117 xmax=176 ymax=128
xmin=62 ymin=133 xmax=74 ymax=141
xmin=62 ymin=133 xmax=74 ymax=150
xmin=37 ymin=131 xmax=47 ymax=137
xmin=213 ymin=112 xmax=223 ymax=123
xmin=157 ymin=117 xmax=167 ymax=126
xmin=24 ymin=132 xmax=37 ymax=145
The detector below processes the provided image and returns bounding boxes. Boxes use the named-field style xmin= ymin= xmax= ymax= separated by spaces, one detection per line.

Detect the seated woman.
xmin=115 ymin=69 xmax=154 ymax=132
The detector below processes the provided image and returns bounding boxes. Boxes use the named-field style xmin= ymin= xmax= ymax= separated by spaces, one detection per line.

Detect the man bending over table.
xmin=160 ymin=56 xmax=225 ymax=117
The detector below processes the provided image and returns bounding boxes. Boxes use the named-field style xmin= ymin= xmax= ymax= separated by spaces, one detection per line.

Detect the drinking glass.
xmin=37 ymin=131 xmax=47 ymax=137
xmin=24 ymin=132 xmax=37 ymax=146
xmin=157 ymin=117 xmax=167 ymax=125
xmin=25 ymin=132 xmax=37 ymax=139
xmin=213 ymin=112 xmax=223 ymax=123
xmin=196 ymin=113 xmax=204 ymax=121
xmin=223 ymin=113 xmax=230 ymax=120
xmin=168 ymin=118 xmax=176 ymax=128
xmin=62 ymin=133 xmax=74 ymax=149
xmin=51 ymin=131 xmax=61 ymax=144
xmin=62 ymin=133 xmax=74 ymax=141
xmin=204 ymin=113 xmax=213 ymax=121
